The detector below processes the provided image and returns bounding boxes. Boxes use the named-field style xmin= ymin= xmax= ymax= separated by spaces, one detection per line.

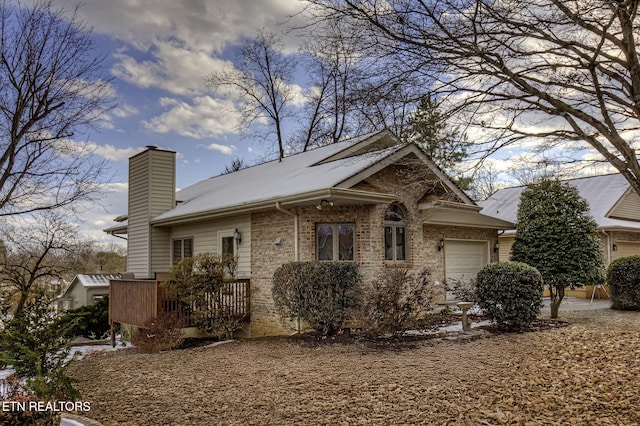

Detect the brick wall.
xmin=247 ymin=165 xmax=499 ymax=336
xmin=248 ymin=210 xmax=297 ymax=337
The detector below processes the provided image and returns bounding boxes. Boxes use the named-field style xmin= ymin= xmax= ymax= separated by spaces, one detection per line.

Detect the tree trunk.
xmin=549 ymin=286 xmax=565 ymax=319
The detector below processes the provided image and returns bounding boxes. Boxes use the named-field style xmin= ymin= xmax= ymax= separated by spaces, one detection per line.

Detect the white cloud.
xmin=91 ymin=144 xmax=143 ymax=162
xmin=201 ymin=143 xmax=237 ymax=155
xmin=52 ymin=0 xmax=309 ymax=98
xmin=112 ymin=44 xmax=233 ymax=96
xmin=112 ymin=103 xmax=140 ymax=118
xmin=64 ymin=0 xmax=305 ymax=53
xmin=73 ymin=182 xmax=129 ymax=246
xmin=144 ymin=96 xmax=240 ymax=138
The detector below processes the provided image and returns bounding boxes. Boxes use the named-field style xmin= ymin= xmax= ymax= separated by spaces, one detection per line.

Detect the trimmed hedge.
xmin=607 ymin=255 xmax=640 ymax=311
xmin=272 ymin=262 xmax=361 ymax=336
xmin=477 ymin=261 xmax=544 ymax=331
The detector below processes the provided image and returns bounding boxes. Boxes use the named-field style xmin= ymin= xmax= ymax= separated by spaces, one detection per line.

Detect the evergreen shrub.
xmin=56 ymin=296 xmax=110 ymax=339
xmin=477 ymin=261 xmax=544 ymax=331
xmin=272 ymin=262 xmax=361 ymax=336
xmin=607 ymin=255 xmax=640 ymax=310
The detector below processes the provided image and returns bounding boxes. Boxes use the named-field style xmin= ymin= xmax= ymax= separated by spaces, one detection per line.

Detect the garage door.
xmin=445 ymin=240 xmax=489 ymax=284
xmin=613 ymin=241 xmax=640 ymax=260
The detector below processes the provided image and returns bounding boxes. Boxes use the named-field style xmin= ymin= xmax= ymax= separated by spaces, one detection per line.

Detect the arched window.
xmin=384 ymin=204 xmax=407 ymax=262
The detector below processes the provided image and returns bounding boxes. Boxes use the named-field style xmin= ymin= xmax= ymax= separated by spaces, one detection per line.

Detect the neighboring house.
xmin=479 ymin=174 xmax=640 ymax=298
xmin=105 ymin=129 xmax=513 ymax=337
xmin=58 ymin=274 xmax=120 ymax=311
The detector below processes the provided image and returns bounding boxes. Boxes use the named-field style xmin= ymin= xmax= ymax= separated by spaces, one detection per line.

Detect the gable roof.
xmin=59 ymin=274 xmax=120 ymax=299
xmin=145 ymin=129 xmax=473 ymax=226
xmin=479 ymin=174 xmax=640 ymax=231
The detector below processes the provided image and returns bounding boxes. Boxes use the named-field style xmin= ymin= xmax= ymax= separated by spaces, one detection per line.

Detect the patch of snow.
xmin=404 ymin=320 xmax=493 ymax=336
xmin=60 ymin=419 xmax=84 ymax=426
xmin=67 ymin=335 xmax=132 ymax=362
xmin=450 ymin=303 xmax=483 ymax=315
xmin=202 ymin=339 xmax=235 ymax=349
xmin=0 ymin=336 xmax=132 ymax=384
xmin=0 ymin=367 xmax=15 ymax=380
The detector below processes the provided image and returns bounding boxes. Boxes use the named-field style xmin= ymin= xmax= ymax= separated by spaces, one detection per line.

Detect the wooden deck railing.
xmin=109 ymin=279 xmax=161 ymax=328
xmin=109 ymin=278 xmax=251 ymax=329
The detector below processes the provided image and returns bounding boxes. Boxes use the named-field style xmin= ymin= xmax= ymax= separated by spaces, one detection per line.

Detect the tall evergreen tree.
xmin=406 ymin=94 xmax=471 ymax=188
xmin=510 ymin=179 xmax=605 ymax=318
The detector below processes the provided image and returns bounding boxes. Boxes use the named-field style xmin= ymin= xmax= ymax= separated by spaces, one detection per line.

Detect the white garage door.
xmin=614 ymin=241 xmax=640 ymax=260
xmin=445 ymin=240 xmax=489 ymax=284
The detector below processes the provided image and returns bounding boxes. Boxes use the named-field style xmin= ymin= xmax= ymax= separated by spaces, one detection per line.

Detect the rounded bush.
xmin=607 ymin=255 xmax=640 ymax=311
xmin=477 ymin=261 xmax=544 ymax=330
xmin=272 ymin=261 xmax=361 ymax=336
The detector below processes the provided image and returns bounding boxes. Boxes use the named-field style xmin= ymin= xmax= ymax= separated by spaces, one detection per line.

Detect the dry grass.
xmin=68 ymin=309 xmax=640 ymax=425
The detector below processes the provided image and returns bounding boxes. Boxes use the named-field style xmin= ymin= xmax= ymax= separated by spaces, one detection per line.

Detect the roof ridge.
xmin=494 ymin=172 xmax=625 ymax=192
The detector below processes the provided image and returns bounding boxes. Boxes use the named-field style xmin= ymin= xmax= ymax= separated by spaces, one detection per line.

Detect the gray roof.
xmin=59 ymin=274 xmax=120 ymax=299
xmin=75 ymin=274 xmax=120 ymax=288
xmin=153 ymin=132 xmax=399 ymax=223
xmin=150 ymin=129 xmax=472 ymax=225
xmin=479 ymin=174 xmax=640 ymax=231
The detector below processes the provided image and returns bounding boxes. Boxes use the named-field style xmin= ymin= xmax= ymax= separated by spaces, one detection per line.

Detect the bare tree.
xmin=0 ymin=0 xmax=112 ymax=217
xmin=221 ymin=157 xmax=247 ymax=175
xmin=306 ymin=0 xmax=640 ymax=194
xmin=206 ymin=30 xmax=297 ymax=161
xmin=298 ymin=20 xmax=367 ymax=150
xmin=467 ymin=162 xmax=503 ymax=200
xmin=0 ymin=212 xmax=89 ymax=316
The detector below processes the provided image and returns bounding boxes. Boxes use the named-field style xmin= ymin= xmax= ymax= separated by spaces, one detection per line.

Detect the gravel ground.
xmin=68 ymin=309 xmax=640 ymax=425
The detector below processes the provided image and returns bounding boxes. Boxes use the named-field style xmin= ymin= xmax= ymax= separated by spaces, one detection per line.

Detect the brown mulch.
xmin=68 ymin=309 xmax=640 ymax=425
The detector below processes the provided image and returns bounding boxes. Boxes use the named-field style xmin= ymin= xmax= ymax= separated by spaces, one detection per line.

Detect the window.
xmin=218 ymin=231 xmax=238 ymax=277
xmin=221 ymin=236 xmax=234 ymax=257
xmin=316 ymin=223 xmax=355 ymax=261
xmin=384 ymin=204 xmax=407 ymax=262
xmin=172 ymin=238 xmax=193 ymax=264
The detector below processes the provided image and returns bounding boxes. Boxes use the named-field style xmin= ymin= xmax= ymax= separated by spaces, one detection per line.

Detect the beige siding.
xmin=613 ymin=241 xmax=640 ymax=260
xmin=127 ymin=148 xmax=176 ymax=278
xmin=151 ymin=227 xmax=171 ymax=274
xmin=127 ymin=153 xmax=150 ymax=276
xmin=498 ymin=234 xmax=515 ymax=261
xmin=609 ymin=189 xmax=640 ymax=221
xmin=170 ymin=215 xmax=251 ymax=278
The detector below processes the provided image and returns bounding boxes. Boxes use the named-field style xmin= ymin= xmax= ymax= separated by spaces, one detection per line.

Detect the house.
xmin=479 ymin=174 xmax=640 ymax=298
xmin=105 ymin=129 xmax=513 ymax=337
xmin=58 ymin=274 xmax=120 ymax=311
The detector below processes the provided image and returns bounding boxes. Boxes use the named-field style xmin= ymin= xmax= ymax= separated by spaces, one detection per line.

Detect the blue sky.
xmin=43 ymin=0 xmax=308 ymax=244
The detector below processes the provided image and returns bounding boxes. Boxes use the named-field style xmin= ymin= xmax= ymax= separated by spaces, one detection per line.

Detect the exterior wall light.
xmin=438 ymin=239 xmax=445 ymax=251
xmin=612 ymin=242 xmax=617 ymax=251
xmin=234 ymin=229 xmax=242 ymax=246
xmin=494 ymin=242 xmax=500 ymax=253
xmin=316 ymin=199 xmax=334 ymax=210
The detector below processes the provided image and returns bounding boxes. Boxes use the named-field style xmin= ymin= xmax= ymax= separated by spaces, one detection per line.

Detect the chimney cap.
xmin=145 ymin=145 xmax=158 ymax=150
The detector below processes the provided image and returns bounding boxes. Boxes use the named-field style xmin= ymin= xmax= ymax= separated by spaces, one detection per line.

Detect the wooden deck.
xmin=109 ymin=278 xmax=250 ymax=329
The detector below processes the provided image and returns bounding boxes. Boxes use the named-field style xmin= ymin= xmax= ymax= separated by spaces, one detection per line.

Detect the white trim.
xmin=336 ymin=145 xmax=473 ymax=205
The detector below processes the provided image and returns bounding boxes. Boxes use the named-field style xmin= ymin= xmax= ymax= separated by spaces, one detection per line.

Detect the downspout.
xmin=600 ymin=230 xmax=611 ymax=265
xmin=495 ymin=230 xmax=505 ymax=261
xmin=275 ymin=202 xmax=299 ymax=261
